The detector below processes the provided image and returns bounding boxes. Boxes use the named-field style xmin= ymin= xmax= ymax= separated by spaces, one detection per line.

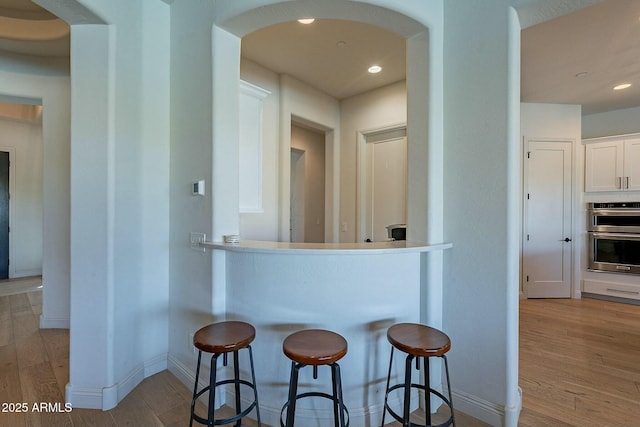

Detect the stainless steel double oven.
xmin=588 ymin=202 xmax=640 ymax=274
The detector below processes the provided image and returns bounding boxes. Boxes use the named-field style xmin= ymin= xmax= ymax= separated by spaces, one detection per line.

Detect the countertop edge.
xmin=199 ymin=240 xmax=453 ymax=255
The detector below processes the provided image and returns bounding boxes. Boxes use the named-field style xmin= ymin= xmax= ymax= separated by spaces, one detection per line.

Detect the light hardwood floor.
xmin=519 ymin=297 xmax=640 ymax=427
xmin=2 ymin=290 xmax=639 ymax=426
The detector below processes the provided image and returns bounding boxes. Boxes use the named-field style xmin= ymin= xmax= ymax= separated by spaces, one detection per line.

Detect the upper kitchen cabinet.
xmin=584 ymin=135 xmax=640 ymax=192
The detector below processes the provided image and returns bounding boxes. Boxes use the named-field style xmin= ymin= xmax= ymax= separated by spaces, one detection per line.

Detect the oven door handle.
xmin=590 ymin=208 xmax=640 ymax=216
xmin=591 ymin=232 xmax=640 ymax=241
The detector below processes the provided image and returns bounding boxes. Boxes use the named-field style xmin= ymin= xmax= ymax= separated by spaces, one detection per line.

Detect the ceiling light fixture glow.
xmin=613 ymin=83 xmax=632 ymax=90
xmin=368 ymin=65 xmax=382 ymax=74
xmin=297 ymin=18 xmax=315 ymax=24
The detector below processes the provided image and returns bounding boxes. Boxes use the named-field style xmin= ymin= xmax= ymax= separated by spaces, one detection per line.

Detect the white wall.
xmin=167 ymin=0 xmax=218 ymax=395
xmin=521 ymin=103 xmax=582 ymax=137
xmin=234 ymin=63 xmax=343 ymax=244
xmin=43 ymin=0 xmax=172 ymax=409
xmin=239 ymin=59 xmax=280 ymax=241
xmin=443 ymin=3 xmax=520 ymax=425
xmin=0 ymin=51 xmax=70 ymax=328
xmin=582 ymin=106 xmax=640 ymax=139
xmin=279 ymin=74 xmax=340 ymax=242
xmin=340 ymin=81 xmax=407 ymax=243
xmin=0 ymin=111 xmax=43 ymax=278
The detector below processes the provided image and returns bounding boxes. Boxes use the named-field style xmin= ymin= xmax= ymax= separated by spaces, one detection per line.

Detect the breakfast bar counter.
xmin=201 ymin=239 xmax=451 ymax=254
xmin=201 ymin=239 xmax=451 ymax=427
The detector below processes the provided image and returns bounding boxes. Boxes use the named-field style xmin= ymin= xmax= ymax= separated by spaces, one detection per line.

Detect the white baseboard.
xmin=450 ymin=387 xmax=522 ymax=427
xmin=66 ymin=353 xmax=169 ymax=410
xmin=144 ymin=353 xmax=168 ymax=377
xmin=14 ymin=269 xmax=42 ymax=278
xmin=167 ymin=353 xmax=196 ymax=389
xmin=40 ymin=314 xmax=70 ymax=329
xmin=65 ymin=383 xmax=103 ymax=410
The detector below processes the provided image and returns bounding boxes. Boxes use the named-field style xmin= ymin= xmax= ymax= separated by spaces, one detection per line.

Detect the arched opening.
xmin=211 ymin=2 xmax=438 ymax=246
xmin=240 ymin=18 xmax=408 ymax=244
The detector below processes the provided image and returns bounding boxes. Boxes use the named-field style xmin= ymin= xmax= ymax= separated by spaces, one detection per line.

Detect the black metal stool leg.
xmin=424 ymin=356 xmax=431 ymax=425
xmin=443 ymin=355 xmax=456 ymax=427
xmin=381 ymin=347 xmax=394 ymax=427
xmin=233 ymin=350 xmax=241 ymax=427
xmin=331 ymin=363 xmax=347 ymax=427
xmin=248 ymin=345 xmax=262 ymax=426
xmin=190 ymin=351 xmax=203 ymax=427
xmin=403 ymin=354 xmax=413 ymax=427
xmin=208 ymin=353 xmax=219 ymax=426
xmin=285 ymin=361 xmax=300 ymax=427
xmin=331 ymin=364 xmax=340 ymax=427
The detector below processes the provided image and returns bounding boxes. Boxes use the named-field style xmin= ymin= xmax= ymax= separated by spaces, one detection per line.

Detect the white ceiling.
xmin=1 ymin=0 xmax=638 ymax=115
xmin=0 ymin=0 xmax=69 ymax=57
xmin=521 ymin=0 xmax=640 ymax=115
xmin=241 ymin=19 xmax=406 ymax=100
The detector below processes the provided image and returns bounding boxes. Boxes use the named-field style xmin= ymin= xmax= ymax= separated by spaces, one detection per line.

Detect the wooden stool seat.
xmin=193 ymin=320 xmax=255 ymax=354
xmin=281 ymin=329 xmax=349 ymax=426
xmin=189 ymin=321 xmax=261 ymax=427
xmin=283 ymin=329 xmax=347 ymax=365
xmin=387 ymin=323 xmax=451 ymax=358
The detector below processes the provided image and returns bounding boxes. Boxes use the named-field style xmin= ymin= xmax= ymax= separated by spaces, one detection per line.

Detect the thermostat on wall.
xmin=192 ymin=179 xmax=205 ymax=196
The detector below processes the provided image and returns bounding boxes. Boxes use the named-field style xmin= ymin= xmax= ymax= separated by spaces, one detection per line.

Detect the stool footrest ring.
xmin=280 ymin=392 xmax=350 ymax=427
xmin=384 ymin=383 xmax=454 ymax=427
xmin=191 ymin=378 xmax=259 ymax=426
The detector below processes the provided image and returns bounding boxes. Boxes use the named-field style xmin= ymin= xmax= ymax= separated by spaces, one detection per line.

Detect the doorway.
xmin=290 ymin=123 xmax=326 ymax=243
xmin=0 ymin=104 xmax=43 ymax=282
xmin=523 ymin=139 xmax=573 ymax=298
xmin=358 ymin=126 xmax=407 ymax=242
xmin=0 ymin=151 xmax=9 ymax=279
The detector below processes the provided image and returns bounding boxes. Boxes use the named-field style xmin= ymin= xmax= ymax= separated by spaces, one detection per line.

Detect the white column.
xmin=68 ymin=23 xmax=116 ymax=409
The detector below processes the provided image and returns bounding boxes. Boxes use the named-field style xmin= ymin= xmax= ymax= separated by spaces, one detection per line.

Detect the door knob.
xmin=563 ymin=237 xmax=572 ymax=242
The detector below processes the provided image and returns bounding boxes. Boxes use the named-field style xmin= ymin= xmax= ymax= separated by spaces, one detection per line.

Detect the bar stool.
xmin=381 ymin=323 xmax=455 ymax=427
xmin=281 ymin=329 xmax=349 ymax=427
xmin=189 ymin=321 xmax=261 ymax=427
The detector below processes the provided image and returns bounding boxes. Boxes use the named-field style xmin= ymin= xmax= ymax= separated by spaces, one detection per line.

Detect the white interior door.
xmin=365 ymin=137 xmax=407 ymax=242
xmin=524 ymin=140 xmax=573 ymax=298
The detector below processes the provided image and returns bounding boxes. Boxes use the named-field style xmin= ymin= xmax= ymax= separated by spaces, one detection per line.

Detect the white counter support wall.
xmin=201 ymin=240 xmax=451 ymax=427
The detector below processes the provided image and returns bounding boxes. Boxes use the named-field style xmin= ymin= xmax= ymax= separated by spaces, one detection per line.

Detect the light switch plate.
xmin=190 ymin=232 xmax=206 ymax=252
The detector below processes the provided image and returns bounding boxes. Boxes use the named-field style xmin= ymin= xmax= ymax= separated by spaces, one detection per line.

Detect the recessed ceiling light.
xmin=297 ymin=18 xmax=315 ymax=24
xmin=614 ymin=83 xmax=632 ymax=90
xmin=336 ymin=41 xmax=347 ymax=48
xmin=368 ymin=65 xmax=382 ymax=74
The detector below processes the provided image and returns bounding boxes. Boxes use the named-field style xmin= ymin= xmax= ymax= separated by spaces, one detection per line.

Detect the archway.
xmin=210 ymin=1 xmax=439 ymax=246
xmin=206 ymin=2 xmax=444 ymax=425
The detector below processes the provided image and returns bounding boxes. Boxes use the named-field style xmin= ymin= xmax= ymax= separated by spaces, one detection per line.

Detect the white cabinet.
xmin=624 ymin=138 xmax=640 ymax=191
xmin=583 ymin=279 xmax=640 ymax=301
xmin=584 ymin=136 xmax=640 ymax=192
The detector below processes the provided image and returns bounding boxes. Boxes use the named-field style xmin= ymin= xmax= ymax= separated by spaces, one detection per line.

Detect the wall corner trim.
xmin=66 ymin=354 xmax=169 ymax=410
